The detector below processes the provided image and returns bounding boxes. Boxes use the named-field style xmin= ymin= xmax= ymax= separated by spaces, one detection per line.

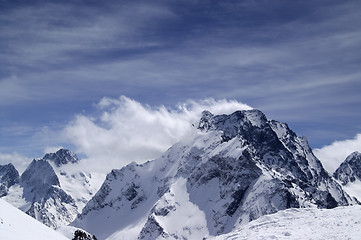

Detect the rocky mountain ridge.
xmin=43 ymin=148 xmax=80 ymax=167
xmin=0 ymin=148 xmax=102 ymax=229
xmin=334 ymin=151 xmax=361 ymax=185
xmin=1 ymin=109 xmax=360 ymax=239
xmin=332 ymin=151 xmax=361 ymax=202
xmin=71 ymin=109 xmax=358 ymax=239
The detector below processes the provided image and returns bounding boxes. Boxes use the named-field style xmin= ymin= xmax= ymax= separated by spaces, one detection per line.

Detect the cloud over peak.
xmin=63 ymin=96 xmax=251 ymax=172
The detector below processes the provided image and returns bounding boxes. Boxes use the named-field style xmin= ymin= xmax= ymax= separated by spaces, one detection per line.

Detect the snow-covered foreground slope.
xmin=211 ymin=205 xmax=361 ymax=240
xmin=0 ymin=198 xmax=69 ymax=240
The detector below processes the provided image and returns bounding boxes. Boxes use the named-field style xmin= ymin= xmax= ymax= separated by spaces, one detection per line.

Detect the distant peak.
xmin=333 ymin=151 xmax=361 ymax=185
xmin=42 ymin=148 xmax=79 ymax=167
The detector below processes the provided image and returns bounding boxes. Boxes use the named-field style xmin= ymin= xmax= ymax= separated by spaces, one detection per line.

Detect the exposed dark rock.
xmin=0 ymin=163 xmax=19 ymax=197
xmin=73 ymin=109 xmax=355 ymax=239
xmin=334 ymin=152 xmax=361 ymax=185
xmin=42 ymin=148 xmax=79 ymax=167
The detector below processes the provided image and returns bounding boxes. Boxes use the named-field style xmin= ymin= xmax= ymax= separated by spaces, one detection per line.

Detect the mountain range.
xmin=1 ymin=109 xmax=360 ymax=239
xmin=1 ymin=149 xmax=104 ymax=229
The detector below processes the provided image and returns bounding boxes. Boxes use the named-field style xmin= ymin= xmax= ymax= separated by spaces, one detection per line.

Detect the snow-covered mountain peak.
xmin=42 ymin=149 xmax=79 ymax=167
xmin=197 ymin=110 xmax=276 ymax=149
xmin=73 ymin=109 xmax=356 ymax=239
xmin=8 ymin=159 xmax=79 ymax=228
xmin=198 ymin=109 xmax=268 ymax=133
xmin=1 ymin=110 xmax=356 ymax=239
xmin=1 ymin=148 xmax=104 ymax=229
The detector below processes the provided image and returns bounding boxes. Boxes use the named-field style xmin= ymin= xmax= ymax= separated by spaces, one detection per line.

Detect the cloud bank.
xmin=3 ymin=94 xmax=360 ymax=177
xmin=314 ymin=134 xmax=361 ymax=174
xmin=63 ymin=96 xmax=251 ymax=172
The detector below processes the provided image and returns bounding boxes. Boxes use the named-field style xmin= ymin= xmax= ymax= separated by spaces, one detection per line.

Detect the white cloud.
xmin=314 ymin=134 xmax=361 ymax=174
xmin=0 ymin=152 xmax=31 ymax=174
xmin=63 ymin=96 xmax=251 ymax=172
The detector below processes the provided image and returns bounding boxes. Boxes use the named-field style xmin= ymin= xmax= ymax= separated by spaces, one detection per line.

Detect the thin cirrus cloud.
xmin=0 ymin=0 xmax=361 ymax=169
xmin=0 ymin=1 xmax=172 ymax=83
xmin=1 ymin=0 xmax=360 ymax=109
xmin=62 ymin=96 xmax=252 ymax=172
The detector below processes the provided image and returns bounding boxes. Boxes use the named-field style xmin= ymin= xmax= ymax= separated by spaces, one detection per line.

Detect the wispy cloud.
xmin=0 ymin=1 xmax=176 ymax=104
xmin=1 ymin=0 xmax=360 ymax=109
xmin=1 ymin=0 xmax=360 ymax=160
xmin=63 ymin=96 xmax=251 ymax=172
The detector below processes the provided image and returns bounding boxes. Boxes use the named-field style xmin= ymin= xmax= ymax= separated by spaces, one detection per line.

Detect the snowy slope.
xmin=73 ymin=109 xmax=356 ymax=239
xmin=211 ymin=205 xmax=361 ymax=240
xmin=0 ymin=198 xmax=69 ymax=240
xmin=43 ymin=148 xmax=105 ymax=212
xmin=52 ymin=163 xmax=105 ymax=212
xmin=2 ymin=159 xmax=78 ymax=229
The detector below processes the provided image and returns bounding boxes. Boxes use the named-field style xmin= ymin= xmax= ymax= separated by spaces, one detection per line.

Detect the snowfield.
xmin=211 ymin=205 xmax=361 ymax=240
xmin=2 ymin=194 xmax=360 ymax=240
xmin=0 ymin=198 xmax=69 ymax=240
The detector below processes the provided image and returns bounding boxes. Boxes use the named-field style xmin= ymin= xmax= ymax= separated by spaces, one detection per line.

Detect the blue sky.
xmin=1 ymin=0 xmax=361 ymax=171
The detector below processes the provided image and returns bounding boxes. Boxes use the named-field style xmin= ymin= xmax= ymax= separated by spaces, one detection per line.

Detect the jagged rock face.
xmin=334 ymin=152 xmax=361 ymax=185
xmin=74 ymin=109 xmax=354 ymax=239
xmin=21 ymin=160 xmax=60 ymax=201
xmin=1 ymin=149 xmax=102 ymax=230
xmin=0 ymin=163 xmax=20 ymax=197
xmin=24 ymin=186 xmax=78 ymax=229
xmin=19 ymin=159 xmax=78 ymax=228
xmin=42 ymin=148 xmax=79 ymax=167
